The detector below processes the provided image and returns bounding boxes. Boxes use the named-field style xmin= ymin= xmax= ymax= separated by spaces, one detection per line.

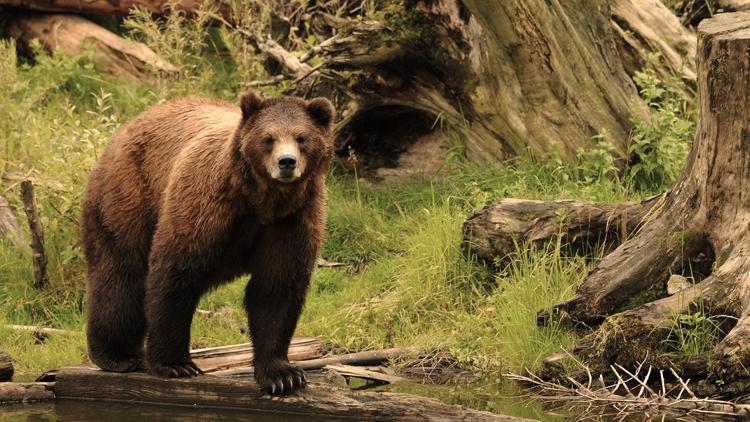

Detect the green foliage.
xmin=625 ymin=68 xmax=696 ymax=193
xmin=661 ymin=299 xmax=728 ymax=356
xmin=576 ymin=130 xmax=619 ymax=184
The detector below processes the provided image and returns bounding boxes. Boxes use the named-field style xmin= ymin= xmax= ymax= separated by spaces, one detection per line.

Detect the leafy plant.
xmin=661 ymin=298 xmax=728 ymax=356
xmin=625 ymin=68 xmax=696 ymax=194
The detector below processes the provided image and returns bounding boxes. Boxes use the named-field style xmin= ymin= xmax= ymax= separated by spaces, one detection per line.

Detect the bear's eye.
xmin=263 ymin=137 xmax=274 ymax=148
xmin=296 ymin=136 xmax=305 ymax=145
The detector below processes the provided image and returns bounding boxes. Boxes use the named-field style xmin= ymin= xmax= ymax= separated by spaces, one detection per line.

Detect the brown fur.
xmin=80 ymin=92 xmax=335 ymax=394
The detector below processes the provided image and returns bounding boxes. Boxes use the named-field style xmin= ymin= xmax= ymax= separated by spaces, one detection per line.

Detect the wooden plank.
xmin=53 ymin=366 xmax=524 ymax=421
xmin=190 ymin=337 xmax=322 ymax=373
xmin=324 ymin=364 xmax=406 ymax=384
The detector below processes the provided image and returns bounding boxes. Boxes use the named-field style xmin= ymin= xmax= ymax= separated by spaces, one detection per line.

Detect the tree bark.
xmin=8 ymin=14 xmax=178 ymax=79
xmin=531 ymin=12 xmax=750 ymax=386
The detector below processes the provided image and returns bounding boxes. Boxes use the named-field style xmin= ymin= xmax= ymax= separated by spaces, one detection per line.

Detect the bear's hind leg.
xmin=86 ymin=253 xmax=147 ymax=373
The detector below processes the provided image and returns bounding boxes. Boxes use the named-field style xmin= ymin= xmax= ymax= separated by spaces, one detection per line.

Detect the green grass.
xmin=0 ymin=8 xmax=695 ymax=384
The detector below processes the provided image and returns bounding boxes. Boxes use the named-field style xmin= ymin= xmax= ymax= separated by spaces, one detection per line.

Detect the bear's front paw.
xmin=148 ymin=360 xmax=203 ymax=378
xmin=255 ymin=360 xmax=306 ymax=395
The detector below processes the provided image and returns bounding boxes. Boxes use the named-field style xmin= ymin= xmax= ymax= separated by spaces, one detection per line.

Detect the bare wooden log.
xmin=214 ymin=347 xmax=419 ymax=377
xmin=0 ymin=382 xmax=54 ymax=404
xmin=0 ymin=352 xmax=13 ymax=382
xmin=8 ymin=14 xmax=177 ymax=79
xmin=190 ymin=338 xmax=322 ymax=373
xmin=19 ymin=180 xmax=47 ymax=290
xmin=53 ymin=366 xmax=522 ymax=421
xmin=463 ymin=197 xmax=659 ymax=263
xmin=0 ymin=195 xmax=24 ymax=246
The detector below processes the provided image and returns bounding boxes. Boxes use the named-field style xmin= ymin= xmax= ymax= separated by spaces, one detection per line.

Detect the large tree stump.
xmin=528 ymin=12 xmax=750 ymax=385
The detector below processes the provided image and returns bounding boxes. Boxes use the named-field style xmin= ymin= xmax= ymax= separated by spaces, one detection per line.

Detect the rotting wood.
xmin=324 ymin=364 xmax=406 ymax=385
xmin=8 ymin=14 xmax=178 ymax=79
xmin=0 ymin=195 xmax=24 ymax=246
xmin=52 ymin=366 xmax=523 ymax=421
xmin=214 ymin=347 xmax=418 ymax=377
xmin=20 ymin=180 xmax=47 ymax=290
xmin=0 ymin=352 xmax=13 ymax=382
xmin=0 ymin=382 xmax=54 ymax=404
xmin=190 ymin=337 xmax=322 ymax=373
xmin=533 ymin=12 xmax=750 ymax=386
xmin=5 ymin=325 xmax=69 ymax=336
xmin=463 ymin=197 xmax=660 ymax=264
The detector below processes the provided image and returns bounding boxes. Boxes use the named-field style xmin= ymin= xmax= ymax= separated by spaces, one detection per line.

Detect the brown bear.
xmin=80 ymin=91 xmax=335 ymax=394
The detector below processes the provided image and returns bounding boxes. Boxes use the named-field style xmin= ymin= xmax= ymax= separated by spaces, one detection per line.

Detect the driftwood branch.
xmin=20 ymin=180 xmax=48 ymax=289
xmin=190 ymin=337 xmax=322 ymax=373
xmin=214 ymin=347 xmax=419 ymax=377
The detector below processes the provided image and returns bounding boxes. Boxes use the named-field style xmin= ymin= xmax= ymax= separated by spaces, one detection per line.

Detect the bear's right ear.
xmin=240 ymin=91 xmax=264 ymax=121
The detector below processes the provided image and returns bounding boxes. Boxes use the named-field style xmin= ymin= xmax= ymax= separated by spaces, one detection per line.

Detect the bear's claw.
xmin=256 ymin=361 xmax=306 ymax=395
xmin=93 ymin=356 xmax=142 ymax=373
xmin=149 ymin=360 xmax=203 ymax=378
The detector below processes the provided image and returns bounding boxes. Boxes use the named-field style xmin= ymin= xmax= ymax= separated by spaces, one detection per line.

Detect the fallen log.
xmin=53 ymin=365 xmax=523 ymax=421
xmin=19 ymin=180 xmax=47 ymax=290
xmin=8 ymin=14 xmax=177 ymax=79
xmin=190 ymin=337 xmax=322 ymax=373
xmin=0 ymin=195 xmax=24 ymax=246
xmin=0 ymin=382 xmax=54 ymax=404
xmin=0 ymin=352 xmax=13 ymax=382
xmin=462 ymin=197 xmax=660 ymax=263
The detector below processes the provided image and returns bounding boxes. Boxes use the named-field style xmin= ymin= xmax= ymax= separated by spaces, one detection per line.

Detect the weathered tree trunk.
xmin=525 ymin=12 xmax=750 ymax=386
xmin=8 ymin=14 xmax=177 ymax=79
xmin=0 ymin=352 xmax=13 ymax=382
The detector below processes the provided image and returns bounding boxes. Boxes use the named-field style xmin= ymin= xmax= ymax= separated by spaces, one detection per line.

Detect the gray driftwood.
xmin=190 ymin=337 xmax=322 ymax=373
xmin=0 ymin=195 xmax=24 ymax=246
xmin=52 ymin=365 xmax=527 ymax=421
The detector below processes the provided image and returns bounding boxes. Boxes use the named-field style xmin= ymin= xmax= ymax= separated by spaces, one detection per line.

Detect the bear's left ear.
xmin=307 ymin=97 xmax=335 ymax=131
xmin=240 ymin=91 xmax=264 ymax=121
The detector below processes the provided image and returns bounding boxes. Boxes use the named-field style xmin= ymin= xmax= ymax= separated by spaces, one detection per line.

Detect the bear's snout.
xmin=278 ymin=155 xmax=297 ymax=173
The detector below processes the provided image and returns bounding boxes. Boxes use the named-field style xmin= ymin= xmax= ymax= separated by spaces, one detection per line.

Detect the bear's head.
xmin=236 ymin=91 xmax=335 ymax=185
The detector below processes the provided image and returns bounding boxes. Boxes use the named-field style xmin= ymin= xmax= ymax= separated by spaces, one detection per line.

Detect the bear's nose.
xmin=278 ymin=155 xmax=297 ymax=172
